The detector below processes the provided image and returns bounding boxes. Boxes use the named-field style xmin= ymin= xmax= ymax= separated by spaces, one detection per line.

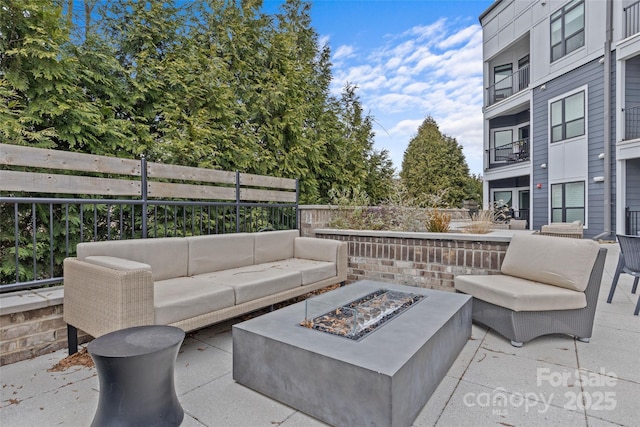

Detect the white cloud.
xmin=333 ymin=44 xmax=356 ymax=60
xmin=329 ymin=17 xmax=485 ymax=175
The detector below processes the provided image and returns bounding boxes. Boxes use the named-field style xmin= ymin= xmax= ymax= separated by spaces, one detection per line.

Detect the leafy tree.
xmin=400 ymin=116 xmax=475 ymax=208
xmin=0 ymin=0 xmax=104 ymax=149
xmin=1 ymin=0 xmax=395 ymax=205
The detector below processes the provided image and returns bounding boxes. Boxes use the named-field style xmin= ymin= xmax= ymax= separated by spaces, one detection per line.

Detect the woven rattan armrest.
xmin=63 ymin=258 xmax=155 ymax=339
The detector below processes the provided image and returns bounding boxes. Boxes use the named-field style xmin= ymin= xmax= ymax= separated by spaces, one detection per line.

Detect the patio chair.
xmin=606 ymin=234 xmax=640 ymax=316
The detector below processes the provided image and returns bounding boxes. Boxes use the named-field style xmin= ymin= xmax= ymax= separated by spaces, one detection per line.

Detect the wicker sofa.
xmin=540 ymin=220 xmax=583 ymax=238
xmin=454 ymin=234 xmax=606 ymax=347
xmin=63 ymin=230 xmax=347 ymax=354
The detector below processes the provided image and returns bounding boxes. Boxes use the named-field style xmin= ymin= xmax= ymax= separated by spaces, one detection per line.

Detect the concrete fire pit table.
xmin=232 ymin=280 xmax=472 ymax=427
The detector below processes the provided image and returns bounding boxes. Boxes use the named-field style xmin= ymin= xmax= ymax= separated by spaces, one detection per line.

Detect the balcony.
xmin=623 ymin=104 xmax=640 ymax=140
xmin=625 ymin=0 xmax=640 ymax=39
xmin=486 ymin=64 xmax=530 ymax=107
xmin=488 ymin=138 xmax=530 ymax=169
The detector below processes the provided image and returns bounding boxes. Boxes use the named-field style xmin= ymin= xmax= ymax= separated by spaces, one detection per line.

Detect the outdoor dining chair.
xmin=606 ymin=234 xmax=640 ymax=316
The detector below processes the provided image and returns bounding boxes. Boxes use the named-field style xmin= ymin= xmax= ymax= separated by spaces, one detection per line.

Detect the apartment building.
xmin=480 ymin=0 xmax=640 ymax=238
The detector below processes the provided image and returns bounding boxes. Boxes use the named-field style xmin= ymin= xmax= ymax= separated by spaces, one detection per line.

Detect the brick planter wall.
xmin=314 ymin=229 xmax=511 ymax=291
xmin=0 ymin=289 xmax=89 ymax=366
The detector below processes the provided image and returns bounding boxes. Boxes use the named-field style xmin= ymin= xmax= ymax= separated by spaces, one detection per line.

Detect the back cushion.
xmin=254 ymin=230 xmax=298 ymax=264
xmin=76 ymin=238 xmax=188 ymax=281
xmin=187 ymin=233 xmax=254 ymax=275
xmin=294 ymin=237 xmax=340 ymax=263
xmin=501 ymin=234 xmax=600 ymax=292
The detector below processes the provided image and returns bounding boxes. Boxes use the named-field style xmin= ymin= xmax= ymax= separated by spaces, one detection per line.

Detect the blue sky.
xmin=265 ymin=0 xmax=495 ymax=176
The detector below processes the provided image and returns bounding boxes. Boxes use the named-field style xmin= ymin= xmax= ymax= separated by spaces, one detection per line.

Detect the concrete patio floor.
xmin=1 ymin=243 xmax=638 ymax=427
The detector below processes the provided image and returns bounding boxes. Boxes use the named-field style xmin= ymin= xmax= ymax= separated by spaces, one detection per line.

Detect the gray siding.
xmin=531 ymin=56 xmax=617 ymax=238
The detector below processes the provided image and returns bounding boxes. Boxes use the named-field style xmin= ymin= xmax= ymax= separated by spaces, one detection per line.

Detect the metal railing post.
xmin=236 ymin=171 xmax=241 ymax=233
xmin=141 ymin=155 xmax=148 ymax=238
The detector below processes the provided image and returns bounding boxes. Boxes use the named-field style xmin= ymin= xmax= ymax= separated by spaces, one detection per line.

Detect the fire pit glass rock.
xmin=301 ymin=289 xmax=425 ymax=341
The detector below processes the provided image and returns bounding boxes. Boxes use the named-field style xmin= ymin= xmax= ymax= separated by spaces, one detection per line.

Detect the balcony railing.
xmin=486 ymin=64 xmax=530 ymax=106
xmin=625 ymin=1 xmax=640 ymax=39
xmin=488 ymin=138 xmax=530 ymax=168
xmin=623 ymin=104 xmax=640 ymax=140
xmin=626 ymin=207 xmax=640 ymax=236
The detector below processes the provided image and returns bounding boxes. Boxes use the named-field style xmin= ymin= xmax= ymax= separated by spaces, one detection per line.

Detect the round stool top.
xmin=88 ymin=325 xmax=185 ymax=358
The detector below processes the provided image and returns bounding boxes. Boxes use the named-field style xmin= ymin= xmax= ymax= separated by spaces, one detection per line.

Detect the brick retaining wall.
xmin=314 ymin=229 xmax=510 ymax=291
xmin=0 ymin=289 xmax=89 ymax=366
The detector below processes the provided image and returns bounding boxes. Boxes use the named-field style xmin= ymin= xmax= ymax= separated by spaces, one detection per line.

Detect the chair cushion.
xmin=454 ymin=274 xmax=587 ymax=312
xmin=294 ymin=237 xmax=340 ymax=263
xmin=77 ymin=238 xmax=188 ymax=281
xmin=254 ymin=230 xmax=298 ymax=264
xmin=500 ymin=234 xmax=600 ymax=292
xmin=263 ymin=258 xmax=336 ymax=285
xmin=187 ymin=233 xmax=254 ymax=275
xmin=196 ymin=265 xmax=301 ymax=304
xmin=154 ymin=277 xmax=235 ymax=324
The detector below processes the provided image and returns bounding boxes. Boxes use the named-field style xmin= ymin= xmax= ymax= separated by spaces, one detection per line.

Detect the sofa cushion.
xmin=187 ymin=233 xmax=254 ymax=275
xmin=198 ymin=265 xmax=301 ymax=305
xmin=77 ymin=237 xmax=188 ymax=281
xmin=454 ymin=274 xmax=587 ymax=312
xmin=254 ymin=230 xmax=298 ymax=264
xmin=84 ymin=256 xmax=152 ymax=272
xmin=154 ymin=277 xmax=235 ymax=325
xmin=264 ymin=258 xmax=336 ymax=285
xmin=500 ymin=234 xmax=600 ymax=292
xmin=294 ymin=237 xmax=340 ymax=263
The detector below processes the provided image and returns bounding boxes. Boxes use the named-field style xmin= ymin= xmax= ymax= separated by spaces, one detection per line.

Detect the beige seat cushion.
xmin=500 ymin=234 xmax=600 ymax=292
xmin=264 ymin=258 xmax=336 ymax=285
xmin=154 ymin=277 xmax=235 ymax=324
xmin=187 ymin=233 xmax=254 ymax=275
xmin=454 ymin=274 xmax=587 ymax=312
xmin=77 ymin=237 xmax=188 ymax=281
xmin=254 ymin=230 xmax=298 ymax=264
xmin=197 ymin=265 xmax=301 ymax=304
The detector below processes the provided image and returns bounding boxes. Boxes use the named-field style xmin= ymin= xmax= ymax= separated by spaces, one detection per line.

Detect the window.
xmin=551 ymin=91 xmax=585 ymax=142
xmin=551 ymin=0 xmax=585 ymax=62
xmin=518 ymin=55 xmax=530 ymax=91
xmin=494 ymin=64 xmax=513 ymax=101
xmin=551 ymin=181 xmax=585 ymax=224
xmin=493 ymin=129 xmax=513 ymax=162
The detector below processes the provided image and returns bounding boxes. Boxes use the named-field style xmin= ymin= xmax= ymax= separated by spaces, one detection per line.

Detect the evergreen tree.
xmin=1 ymin=0 xmax=395 ymax=204
xmin=400 ymin=116 xmax=474 ymax=207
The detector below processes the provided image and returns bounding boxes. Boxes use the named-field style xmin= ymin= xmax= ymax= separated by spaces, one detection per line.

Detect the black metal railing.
xmin=489 ymin=138 xmax=530 ymax=168
xmin=623 ymin=104 xmax=640 ymax=140
xmin=626 ymin=207 xmax=640 ymax=236
xmin=625 ymin=0 xmax=640 ymax=38
xmin=487 ymin=64 xmax=530 ymax=106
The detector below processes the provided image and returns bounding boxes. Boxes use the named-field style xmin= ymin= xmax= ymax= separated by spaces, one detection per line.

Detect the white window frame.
xmin=548 ymin=85 xmax=588 ymax=145
xmin=547 ymin=85 xmax=589 ymax=226
xmin=550 ymin=0 xmax=585 ymax=62
xmin=550 ymin=180 xmax=587 ymax=226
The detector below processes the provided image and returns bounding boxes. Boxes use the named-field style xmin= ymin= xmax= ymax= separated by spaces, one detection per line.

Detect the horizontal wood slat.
xmin=240 ymin=188 xmax=297 ymax=203
xmin=147 ymin=182 xmax=237 ymax=200
xmin=147 ymin=162 xmax=236 ymax=184
xmin=0 ymin=170 xmax=141 ymax=196
xmin=240 ymin=173 xmax=296 ymax=190
xmin=0 ymin=143 xmax=141 ymax=176
xmin=1 ymin=144 xmax=297 ymax=203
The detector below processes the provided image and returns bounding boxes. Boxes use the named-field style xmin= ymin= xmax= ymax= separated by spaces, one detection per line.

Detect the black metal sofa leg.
xmin=67 ymin=324 xmax=78 ymax=356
